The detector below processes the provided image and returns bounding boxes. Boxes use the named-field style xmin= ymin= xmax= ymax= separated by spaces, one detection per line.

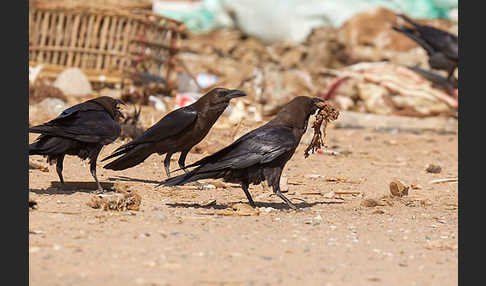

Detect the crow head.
xmin=198 ymin=87 xmax=246 ymax=109
xmin=92 ymin=96 xmax=126 ymax=121
xmin=270 ymin=96 xmax=327 ymax=132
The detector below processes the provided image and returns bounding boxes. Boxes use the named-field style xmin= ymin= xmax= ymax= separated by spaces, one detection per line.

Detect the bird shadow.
xmin=29 ymin=181 xmax=115 ymax=195
xmin=166 ymin=199 xmax=343 ymax=211
xmin=107 ymin=175 xmax=162 ymax=185
xmin=257 ymin=200 xmax=344 ymax=210
xmin=166 ymin=202 xmax=228 ymax=210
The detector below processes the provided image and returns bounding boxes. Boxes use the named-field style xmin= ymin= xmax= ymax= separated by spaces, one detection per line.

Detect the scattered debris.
xmin=389 ymin=179 xmax=409 ymax=197
xmin=304 ymin=101 xmax=340 ymax=158
xmin=361 ymin=198 xmax=385 ymax=208
xmin=334 ymin=191 xmax=362 ymax=195
xmin=299 ymin=191 xmax=323 ymax=196
xmin=174 ymin=92 xmax=201 ymax=109
xmin=207 ymin=181 xmax=231 ymax=189
xmin=53 ymin=67 xmax=92 ymax=97
xmin=428 ymin=177 xmax=458 ymax=184
xmin=320 ymin=62 xmax=458 ymax=114
xmin=334 ymin=110 xmax=458 ymax=134
xmin=29 ymin=82 xmax=67 ymax=105
xmin=148 ymin=95 xmax=167 ymax=112
xmin=231 ymin=203 xmax=260 ymax=216
xmin=87 ymin=185 xmax=142 ymax=211
xmin=29 ymin=160 xmax=49 ymax=172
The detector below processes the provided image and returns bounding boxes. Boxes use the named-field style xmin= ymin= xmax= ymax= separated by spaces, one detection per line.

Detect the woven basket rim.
xmin=29 ymin=5 xmax=185 ymax=28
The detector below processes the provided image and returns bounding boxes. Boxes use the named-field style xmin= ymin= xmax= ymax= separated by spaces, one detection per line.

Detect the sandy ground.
xmin=29 ymin=106 xmax=458 ymax=286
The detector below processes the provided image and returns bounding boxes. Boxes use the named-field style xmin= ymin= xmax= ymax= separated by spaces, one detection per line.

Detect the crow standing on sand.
xmin=102 ymin=88 xmax=246 ymax=177
xmin=159 ymin=96 xmax=326 ymax=210
xmin=29 ymin=96 xmax=125 ymax=192
xmin=393 ymin=14 xmax=458 ymax=81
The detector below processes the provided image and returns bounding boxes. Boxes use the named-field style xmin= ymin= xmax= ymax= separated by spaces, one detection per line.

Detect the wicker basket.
xmin=29 ymin=5 xmax=185 ymax=87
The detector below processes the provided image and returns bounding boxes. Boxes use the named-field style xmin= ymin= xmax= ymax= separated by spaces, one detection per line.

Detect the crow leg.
xmin=273 ymin=185 xmax=297 ymax=210
xmin=56 ymin=155 xmax=65 ymax=186
xmin=241 ymin=180 xmax=255 ymax=207
xmin=164 ymin=152 xmax=173 ymax=178
xmin=178 ymin=150 xmax=189 ymax=174
xmin=89 ymin=147 xmax=103 ymax=192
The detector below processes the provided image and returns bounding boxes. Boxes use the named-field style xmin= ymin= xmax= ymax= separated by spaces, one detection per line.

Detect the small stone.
xmin=426 ymin=164 xmax=442 ymax=174
xmin=390 ymin=179 xmax=409 ymax=197
xmin=231 ymin=203 xmax=260 ymax=216
xmin=361 ymin=198 xmax=380 ymax=207
xmin=411 ymin=183 xmax=422 ymax=190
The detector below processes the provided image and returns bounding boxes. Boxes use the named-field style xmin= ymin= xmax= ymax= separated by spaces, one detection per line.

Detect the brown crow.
xmin=102 ymin=88 xmax=246 ymax=178
xmin=29 ymin=96 xmax=125 ymax=191
xmin=159 ymin=96 xmax=326 ymax=210
xmin=393 ymin=14 xmax=458 ymax=81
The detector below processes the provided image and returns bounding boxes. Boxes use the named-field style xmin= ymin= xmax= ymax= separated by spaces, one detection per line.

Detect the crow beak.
xmin=116 ymin=99 xmax=127 ymax=106
xmin=226 ymin=90 xmax=247 ymax=99
xmin=311 ymin=97 xmax=325 ymax=105
xmin=312 ymin=97 xmax=326 ymax=108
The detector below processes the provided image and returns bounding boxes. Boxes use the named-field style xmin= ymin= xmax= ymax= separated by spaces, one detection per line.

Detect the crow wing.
xmin=49 ymin=101 xmax=107 ymax=122
xmin=29 ymin=110 xmax=121 ymax=145
xmin=122 ymin=105 xmax=198 ymax=147
xmin=189 ymin=125 xmax=297 ymax=172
